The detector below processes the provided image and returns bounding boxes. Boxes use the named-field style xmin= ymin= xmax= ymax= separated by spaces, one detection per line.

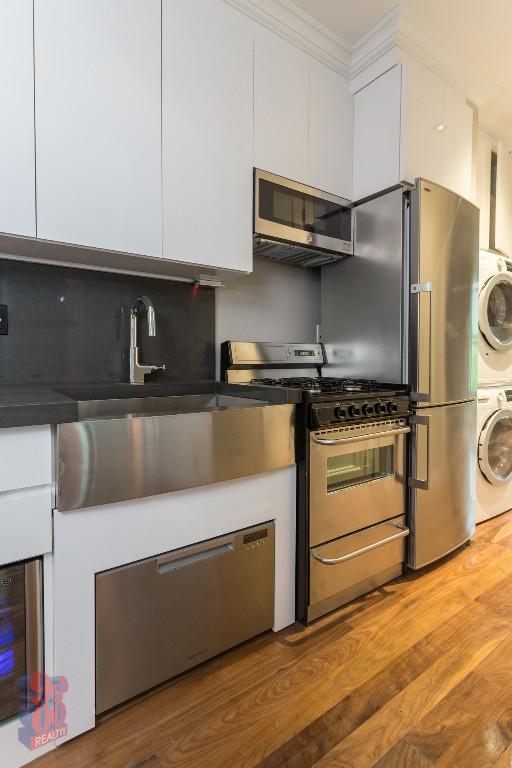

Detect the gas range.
xmin=249 ymin=375 xmax=410 ymax=427
xmin=222 ymin=340 xmax=412 ymax=625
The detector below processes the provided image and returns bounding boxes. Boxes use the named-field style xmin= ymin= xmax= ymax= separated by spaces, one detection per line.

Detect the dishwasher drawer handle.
xmin=312 ymin=426 xmax=411 ymax=446
xmin=311 ymin=523 xmax=409 ymax=566
xmin=157 ymin=541 xmax=235 ymax=574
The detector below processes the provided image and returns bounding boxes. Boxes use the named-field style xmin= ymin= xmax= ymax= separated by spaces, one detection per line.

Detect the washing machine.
xmin=477 ymin=386 xmax=512 ymax=522
xmin=479 ymin=251 xmax=512 ymax=385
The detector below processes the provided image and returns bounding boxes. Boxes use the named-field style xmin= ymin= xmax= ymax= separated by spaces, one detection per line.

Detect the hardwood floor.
xmin=32 ymin=512 xmax=512 ymax=768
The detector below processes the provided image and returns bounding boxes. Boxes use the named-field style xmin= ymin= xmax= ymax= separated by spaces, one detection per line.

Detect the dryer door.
xmin=479 ymin=408 xmax=512 ymax=485
xmin=479 ymin=272 xmax=512 ymax=351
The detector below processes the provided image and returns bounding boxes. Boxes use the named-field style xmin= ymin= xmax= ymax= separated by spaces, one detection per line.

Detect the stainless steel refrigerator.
xmin=321 ymin=179 xmax=479 ymax=569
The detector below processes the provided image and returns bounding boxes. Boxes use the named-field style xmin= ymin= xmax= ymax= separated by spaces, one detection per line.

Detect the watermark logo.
xmin=18 ymin=673 xmax=69 ymax=751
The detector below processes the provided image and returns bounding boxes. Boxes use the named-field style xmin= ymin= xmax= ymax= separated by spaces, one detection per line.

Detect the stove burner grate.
xmin=250 ymin=376 xmax=383 ymax=394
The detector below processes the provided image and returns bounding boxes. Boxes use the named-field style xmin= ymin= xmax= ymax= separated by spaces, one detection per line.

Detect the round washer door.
xmin=479 ymin=408 xmax=512 ymax=485
xmin=479 ymin=272 xmax=512 ymax=351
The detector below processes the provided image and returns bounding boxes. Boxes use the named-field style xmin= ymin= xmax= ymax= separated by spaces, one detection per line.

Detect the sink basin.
xmin=57 ymin=395 xmax=296 ymax=511
xmin=76 ymin=394 xmax=269 ymax=421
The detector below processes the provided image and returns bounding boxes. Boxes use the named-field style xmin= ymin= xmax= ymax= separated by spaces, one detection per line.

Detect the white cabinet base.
xmin=53 ymin=468 xmax=296 ymax=743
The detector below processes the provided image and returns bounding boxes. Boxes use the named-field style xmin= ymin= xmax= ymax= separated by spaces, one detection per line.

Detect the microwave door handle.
xmin=312 ymin=426 xmax=410 ymax=446
xmin=311 ymin=523 xmax=410 ymax=565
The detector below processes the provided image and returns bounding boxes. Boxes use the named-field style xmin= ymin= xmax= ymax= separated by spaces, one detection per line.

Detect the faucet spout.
xmin=129 ymin=296 xmax=165 ymax=384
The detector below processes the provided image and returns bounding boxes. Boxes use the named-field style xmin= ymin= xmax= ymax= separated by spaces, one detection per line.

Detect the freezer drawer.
xmin=408 ymin=400 xmax=477 ymax=569
xmin=308 ymin=515 xmax=408 ymax=622
xmin=95 ymin=523 xmax=275 ymax=714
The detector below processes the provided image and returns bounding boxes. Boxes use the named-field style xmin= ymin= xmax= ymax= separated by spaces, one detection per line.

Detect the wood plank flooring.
xmin=32 ymin=512 xmax=512 ymax=768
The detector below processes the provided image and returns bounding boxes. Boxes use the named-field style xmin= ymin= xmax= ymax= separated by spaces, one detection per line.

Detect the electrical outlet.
xmin=0 ymin=305 xmax=8 ymax=335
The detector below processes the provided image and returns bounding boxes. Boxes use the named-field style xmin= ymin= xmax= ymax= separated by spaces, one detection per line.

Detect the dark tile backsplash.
xmin=0 ymin=259 xmax=215 ymax=385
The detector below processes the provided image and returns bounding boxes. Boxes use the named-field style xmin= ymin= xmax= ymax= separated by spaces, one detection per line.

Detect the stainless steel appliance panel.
xmin=408 ymin=400 xmax=477 ymax=569
xmin=309 ymin=515 xmax=407 ymax=621
xmin=321 ymin=188 xmax=405 ymax=382
xmin=309 ymin=419 xmax=409 ymax=547
xmin=57 ymin=403 xmax=295 ymax=511
xmin=410 ymin=180 xmax=479 ymax=405
xmin=95 ymin=523 xmax=275 ymax=713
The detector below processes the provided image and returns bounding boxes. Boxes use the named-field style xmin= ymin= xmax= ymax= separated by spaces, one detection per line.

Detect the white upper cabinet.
xmin=255 ymin=33 xmax=352 ymax=198
xmin=254 ymin=32 xmax=309 ymax=184
xmin=34 ymin=0 xmax=162 ymax=257
xmin=401 ymin=58 xmax=444 ymax=189
xmin=475 ymin=130 xmax=493 ymax=250
xmin=353 ymin=60 xmax=473 ymax=201
xmin=162 ymin=0 xmax=253 ymax=271
xmin=495 ymin=141 xmax=512 ymax=257
xmin=353 ymin=66 xmax=402 ymax=200
xmin=0 ymin=0 xmax=36 ymax=236
xmin=441 ymin=87 xmax=473 ymax=202
xmin=309 ymin=62 xmax=353 ymax=199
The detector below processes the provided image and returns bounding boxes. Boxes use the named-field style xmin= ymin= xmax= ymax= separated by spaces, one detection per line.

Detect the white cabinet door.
xmin=0 ymin=0 xmax=36 ymax=236
xmin=162 ymin=0 xmax=253 ymax=271
xmin=0 ymin=488 xmax=53 ymax=563
xmin=254 ymin=32 xmax=309 ymax=183
xmin=496 ymin=141 xmax=512 ymax=257
xmin=309 ymin=62 xmax=352 ymax=199
xmin=0 ymin=425 xmax=52 ymax=493
xmin=402 ymin=56 xmax=473 ymax=199
xmin=353 ymin=66 xmax=402 ymax=200
xmin=34 ymin=0 xmax=162 ymax=257
xmin=401 ymin=58 xmax=444 ymax=188
xmin=442 ymin=87 xmax=473 ymax=200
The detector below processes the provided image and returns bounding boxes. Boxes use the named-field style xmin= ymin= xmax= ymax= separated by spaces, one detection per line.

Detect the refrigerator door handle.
xmin=409 ymin=414 xmax=430 ymax=490
xmin=411 ymin=282 xmax=432 ymax=402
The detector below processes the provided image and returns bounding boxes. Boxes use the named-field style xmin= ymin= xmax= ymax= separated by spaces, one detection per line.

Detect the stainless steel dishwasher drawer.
xmin=308 ymin=515 xmax=408 ymax=622
xmin=95 ymin=523 xmax=275 ymax=714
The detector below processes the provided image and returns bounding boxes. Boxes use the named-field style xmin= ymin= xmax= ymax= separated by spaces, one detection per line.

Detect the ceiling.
xmin=289 ymin=0 xmax=512 ymax=137
xmin=288 ymin=0 xmax=398 ymax=45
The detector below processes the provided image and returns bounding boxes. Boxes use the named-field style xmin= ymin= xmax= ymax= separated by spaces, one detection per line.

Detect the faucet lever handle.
xmin=151 ymin=365 xmax=166 ymax=372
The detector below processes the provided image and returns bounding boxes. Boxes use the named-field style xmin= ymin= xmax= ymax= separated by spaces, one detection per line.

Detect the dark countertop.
xmin=0 ymin=380 xmax=302 ymax=429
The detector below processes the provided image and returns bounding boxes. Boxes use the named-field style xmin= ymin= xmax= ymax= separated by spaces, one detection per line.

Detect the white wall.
xmin=215 ymin=257 xmax=321 ymax=375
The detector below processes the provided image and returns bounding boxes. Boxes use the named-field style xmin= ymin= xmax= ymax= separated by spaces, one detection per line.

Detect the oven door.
xmin=309 ymin=419 xmax=410 ymax=547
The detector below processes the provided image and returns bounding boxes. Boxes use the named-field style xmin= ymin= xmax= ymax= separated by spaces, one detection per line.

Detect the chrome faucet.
xmin=129 ymin=296 xmax=166 ymax=384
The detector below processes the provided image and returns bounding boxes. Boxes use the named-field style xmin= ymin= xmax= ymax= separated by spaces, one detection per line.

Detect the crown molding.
xmin=223 ymin=0 xmax=352 ymax=75
xmin=351 ymin=7 xmax=400 ymax=81
xmin=223 ymin=0 xmax=506 ymax=139
xmin=396 ymin=7 xmax=497 ymax=107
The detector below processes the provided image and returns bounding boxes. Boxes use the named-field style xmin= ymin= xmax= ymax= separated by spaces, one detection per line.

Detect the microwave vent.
xmin=253 ymin=237 xmax=349 ymax=269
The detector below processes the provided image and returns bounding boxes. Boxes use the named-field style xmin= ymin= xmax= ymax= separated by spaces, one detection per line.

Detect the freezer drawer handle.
xmin=311 ymin=523 xmax=409 ymax=565
xmin=157 ymin=537 xmax=236 ymax=574
xmin=312 ymin=426 xmax=410 ymax=447
xmin=409 ymin=414 xmax=430 ymax=490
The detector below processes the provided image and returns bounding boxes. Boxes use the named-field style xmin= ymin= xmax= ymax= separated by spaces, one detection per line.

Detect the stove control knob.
xmin=376 ymin=402 xmax=388 ymax=415
xmin=348 ymin=404 xmax=361 ymax=418
xmin=362 ymin=403 xmax=374 ymax=416
xmin=334 ymin=406 xmax=346 ymax=420
xmin=387 ymin=401 xmax=399 ymax=414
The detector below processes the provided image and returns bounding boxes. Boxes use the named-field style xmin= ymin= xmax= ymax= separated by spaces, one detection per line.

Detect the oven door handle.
xmin=312 ymin=426 xmax=411 ymax=446
xmin=311 ymin=523 xmax=410 ymax=565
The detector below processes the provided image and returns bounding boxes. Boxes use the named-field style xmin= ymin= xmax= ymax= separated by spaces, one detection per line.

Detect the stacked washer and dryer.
xmin=477 ymin=251 xmax=512 ymax=522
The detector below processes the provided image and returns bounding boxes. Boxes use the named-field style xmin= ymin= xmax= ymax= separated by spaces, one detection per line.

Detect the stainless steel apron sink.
xmin=56 ymin=394 xmax=295 ymax=511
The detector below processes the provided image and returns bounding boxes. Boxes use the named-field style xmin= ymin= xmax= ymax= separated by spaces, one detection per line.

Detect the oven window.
xmin=326 ymin=446 xmax=394 ymax=492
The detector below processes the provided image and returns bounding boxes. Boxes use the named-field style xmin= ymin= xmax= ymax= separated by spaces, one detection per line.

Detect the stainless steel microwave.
xmin=253 ymin=169 xmax=353 ymax=267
